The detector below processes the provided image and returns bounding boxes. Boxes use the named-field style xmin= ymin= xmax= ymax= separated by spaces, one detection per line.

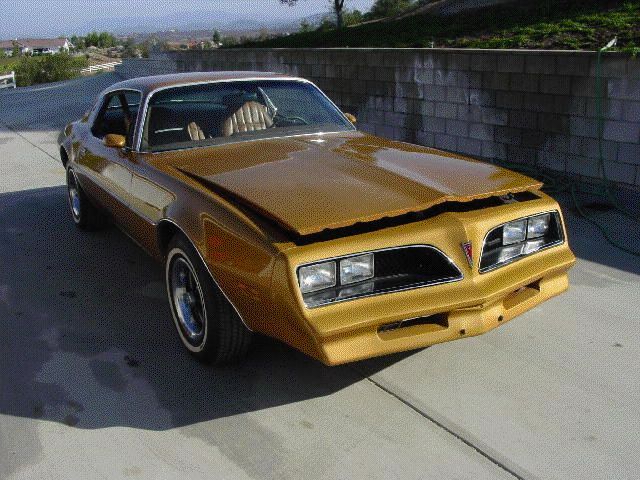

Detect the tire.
xmin=165 ymin=234 xmax=253 ymax=364
xmin=66 ymin=167 xmax=105 ymax=231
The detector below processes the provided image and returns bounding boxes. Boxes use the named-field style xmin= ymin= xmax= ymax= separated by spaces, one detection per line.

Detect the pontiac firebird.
xmin=58 ymin=72 xmax=576 ymax=365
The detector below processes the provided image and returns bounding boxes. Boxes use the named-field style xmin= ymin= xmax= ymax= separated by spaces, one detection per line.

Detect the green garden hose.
xmin=495 ymin=39 xmax=640 ymax=258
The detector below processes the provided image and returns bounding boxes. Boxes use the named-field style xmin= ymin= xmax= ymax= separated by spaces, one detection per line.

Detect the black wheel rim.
xmin=169 ymin=256 xmax=206 ymax=346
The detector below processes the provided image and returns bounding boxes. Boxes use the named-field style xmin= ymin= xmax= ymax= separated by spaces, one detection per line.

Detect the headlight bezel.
xmin=296 ymin=245 xmax=463 ymax=308
xmin=479 ymin=210 xmax=565 ymax=273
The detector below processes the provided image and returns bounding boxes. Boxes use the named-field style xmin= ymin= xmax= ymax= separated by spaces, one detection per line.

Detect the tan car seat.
xmin=187 ymin=122 xmax=206 ymax=141
xmin=223 ymin=101 xmax=273 ymax=137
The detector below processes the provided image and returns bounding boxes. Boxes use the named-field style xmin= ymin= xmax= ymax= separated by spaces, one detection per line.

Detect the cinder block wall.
xmin=116 ymin=49 xmax=640 ymax=189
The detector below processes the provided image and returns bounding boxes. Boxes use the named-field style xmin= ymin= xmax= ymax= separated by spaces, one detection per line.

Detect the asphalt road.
xmin=1 ymin=74 xmax=639 ymax=480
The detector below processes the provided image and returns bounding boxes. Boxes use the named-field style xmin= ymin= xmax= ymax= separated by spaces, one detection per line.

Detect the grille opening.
xmin=378 ymin=314 xmax=448 ymax=334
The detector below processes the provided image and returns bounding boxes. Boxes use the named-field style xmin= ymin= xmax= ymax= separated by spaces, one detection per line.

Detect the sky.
xmin=0 ymin=0 xmax=377 ymax=38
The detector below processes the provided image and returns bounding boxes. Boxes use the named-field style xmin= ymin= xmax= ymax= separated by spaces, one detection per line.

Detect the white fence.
xmin=0 ymin=71 xmax=16 ymax=89
xmin=80 ymin=61 xmax=122 ymax=75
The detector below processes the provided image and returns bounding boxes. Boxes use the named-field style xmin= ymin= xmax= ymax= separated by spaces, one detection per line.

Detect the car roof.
xmin=107 ymin=71 xmax=297 ymax=95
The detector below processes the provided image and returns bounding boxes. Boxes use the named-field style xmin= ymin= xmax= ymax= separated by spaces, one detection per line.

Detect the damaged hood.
xmin=168 ymin=132 xmax=541 ymax=236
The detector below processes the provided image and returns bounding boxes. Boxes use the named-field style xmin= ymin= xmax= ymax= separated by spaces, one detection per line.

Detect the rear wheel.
xmin=165 ymin=234 xmax=252 ymax=364
xmin=66 ymin=167 xmax=104 ymax=230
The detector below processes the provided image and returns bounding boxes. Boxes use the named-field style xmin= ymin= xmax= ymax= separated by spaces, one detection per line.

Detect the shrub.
xmin=14 ymin=54 xmax=88 ymax=87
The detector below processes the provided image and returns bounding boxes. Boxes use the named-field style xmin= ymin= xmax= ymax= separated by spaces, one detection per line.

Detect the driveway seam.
xmin=353 ymin=369 xmax=527 ymax=480
xmin=0 ymin=119 xmax=60 ymax=165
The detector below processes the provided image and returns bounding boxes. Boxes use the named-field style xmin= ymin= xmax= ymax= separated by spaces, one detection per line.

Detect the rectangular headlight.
xmin=527 ymin=213 xmax=551 ymax=239
xmin=503 ymin=219 xmax=527 ymax=245
xmin=340 ymin=254 xmax=374 ymax=285
xmin=298 ymin=261 xmax=336 ymax=294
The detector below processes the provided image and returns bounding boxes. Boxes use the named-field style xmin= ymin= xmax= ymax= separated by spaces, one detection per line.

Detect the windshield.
xmin=140 ymin=79 xmax=354 ymax=152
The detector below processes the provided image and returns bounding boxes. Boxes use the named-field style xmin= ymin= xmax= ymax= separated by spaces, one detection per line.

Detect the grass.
xmin=240 ymin=0 xmax=640 ymax=51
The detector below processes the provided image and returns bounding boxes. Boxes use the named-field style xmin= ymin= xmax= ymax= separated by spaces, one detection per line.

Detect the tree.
xmin=368 ymin=0 xmax=415 ymax=19
xmin=213 ymin=30 xmax=222 ymax=45
xmin=12 ymin=41 xmax=21 ymax=57
xmin=281 ymin=0 xmax=346 ymax=29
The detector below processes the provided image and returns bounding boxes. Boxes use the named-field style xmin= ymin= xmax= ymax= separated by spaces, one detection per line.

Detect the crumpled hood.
xmin=170 ymin=132 xmax=541 ymax=236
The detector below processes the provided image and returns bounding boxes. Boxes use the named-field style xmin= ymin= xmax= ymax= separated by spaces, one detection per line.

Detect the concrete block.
xmin=435 ymin=102 xmax=458 ymax=119
xmin=618 ymin=142 xmax=640 ymax=166
xmin=571 ymin=77 xmax=599 ymax=98
xmin=570 ymin=137 xmax=618 ymax=162
xmin=446 ymin=119 xmax=469 ymax=137
xmin=394 ymin=97 xmax=409 ymax=113
xmin=602 ymin=121 xmax=640 ymax=143
xmin=458 ymin=137 xmax=483 ymax=156
xmin=539 ymin=150 xmax=568 ymax=173
xmin=525 ymin=55 xmax=556 ymax=75
xmin=375 ymin=67 xmax=396 ymax=82
xmin=448 ymin=53 xmax=471 ymax=71
xmin=537 ymin=113 xmax=569 ymax=134
xmin=416 ymin=131 xmax=436 ymax=147
xmin=481 ymin=108 xmax=509 ymax=126
xmin=482 ymin=72 xmax=510 ymax=90
xmin=482 ymin=141 xmax=507 ymax=160
xmin=521 ymin=130 xmax=547 ymax=148
xmin=418 ymin=101 xmax=436 ymax=116
xmin=600 ymin=56 xmax=628 ymax=78
xmin=469 ymin=123 xmax=495 ymax=141
xmin=509 ymin=111 xmax=538 ymax=130
xmin=446 ymin=87 xmax=469 ymax=104
xmin=458 ymin=71 xmax=482 ymax=89
xmin=569 ymin=117 xmax=599 ymax=138
xmin=434 ymin=70 xmax=459 ymax=87
xmin=385 ymin=111 xmax=407 ymax=126
xmin=563 ymin=97 xmax=587 ymax=116
xmin=458 ymin=105 xmax=483 ymax=122
xmin=414 ymin=68 xmax=434 ymax=85
xmin=434 ymin=133 xmax=457 ymax=151
xmin=496 ymin=91 xmax=523 ymax=110
xmin=495 ymin=126 xmax=522 ymax=146
xmin=510 ymin=74 xmax=539 ymax=93
xmin=628 ymin=58 xmax=640 ymax=79
xmin=496 ymin=54 xmax=525 ymax=73
xmin=468 ymin=89 xmax=496 ymax=107
xmin=556 ymin=56 xmax=591 ymax=76
xmin=366 ymin=51 xmax=384 ymax=67
xmin=311 ymin=64 xmax=325 ymax=77
xmin=605 ymin=161 xmax=638 ymax=185
xmin=521 ymin=93 xmax=556 ymax=113
xmin=424 ymin=84 xmax=447 ymax=101
xmin=470 ymin=54 xmax=497 ymax=72
xmin=608 ymin=79 xmax=640 ymax=101
xmin=539 ymin=75 xmax=572 ymax=95
xmin=375 ymin=124 xmax=396 ymax=138
xmin=623 ymin=102 xmax=640 ymax=123
xmin=507 ymin=145 xmax=539 ymax=164
xmin=422 ymin=116 xmax=447 ymax=134
xmin=585 ymin=98 xmax=624 ymax=120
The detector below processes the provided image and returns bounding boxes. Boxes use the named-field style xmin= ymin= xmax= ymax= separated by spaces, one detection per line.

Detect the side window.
xmin=91 ymin=91 xmax=142 ymax=148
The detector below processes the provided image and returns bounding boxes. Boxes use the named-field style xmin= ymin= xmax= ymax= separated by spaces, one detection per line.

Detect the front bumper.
xmin=268 ymin=192 xmax=576 ymax=365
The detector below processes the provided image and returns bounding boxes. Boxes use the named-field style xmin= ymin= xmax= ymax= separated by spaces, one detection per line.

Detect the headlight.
xmin=527 ymin=213 xmax=550 ymax=238
xmin=298 ymin=261 xmax=336 ymax=294
xmin=340 ymin=253 xmax=374 ymax=285
xmin=503 ymin=219 xmax=527 ymax=245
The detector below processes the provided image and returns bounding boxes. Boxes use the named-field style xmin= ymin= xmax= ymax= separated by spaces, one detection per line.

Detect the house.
xmin=0 ymin=38 xmax=72 ymax=56
xmin=0 ymin=40 xmax=26 ymax=56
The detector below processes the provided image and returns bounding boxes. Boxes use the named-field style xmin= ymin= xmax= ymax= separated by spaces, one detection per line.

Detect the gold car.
xmin=59 ymin=72 xmax=575 ymax=365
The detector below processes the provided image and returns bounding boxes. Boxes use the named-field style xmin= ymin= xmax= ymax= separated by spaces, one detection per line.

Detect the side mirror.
xmin=344 ymin=113 xmax=357 ymax=124
xmin=104 ymin=134 xmax=126 ymax=149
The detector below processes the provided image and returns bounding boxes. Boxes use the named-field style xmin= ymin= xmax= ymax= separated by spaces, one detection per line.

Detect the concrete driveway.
xmin=0 ymin=74 xmax=638 ymax=480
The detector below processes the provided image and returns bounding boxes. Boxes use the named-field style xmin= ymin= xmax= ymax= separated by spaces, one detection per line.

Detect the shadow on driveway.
xmin=0 ymin=186 xmax=412 ymax=431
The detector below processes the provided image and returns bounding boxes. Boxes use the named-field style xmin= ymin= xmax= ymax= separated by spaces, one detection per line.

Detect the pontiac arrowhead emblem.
xmin=462 ymin=242 xmax=473 ymax=268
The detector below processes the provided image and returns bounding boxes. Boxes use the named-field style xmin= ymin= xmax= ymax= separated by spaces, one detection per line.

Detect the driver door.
xmin=75 ymin=90 xmax=141 ymax=230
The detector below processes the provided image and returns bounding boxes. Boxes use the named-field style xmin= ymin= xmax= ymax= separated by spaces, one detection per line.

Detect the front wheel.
xmin=165 ymin=235 xmax=252 ymax=364
xmin=66 ymin=167 xmax=104 ymax=230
